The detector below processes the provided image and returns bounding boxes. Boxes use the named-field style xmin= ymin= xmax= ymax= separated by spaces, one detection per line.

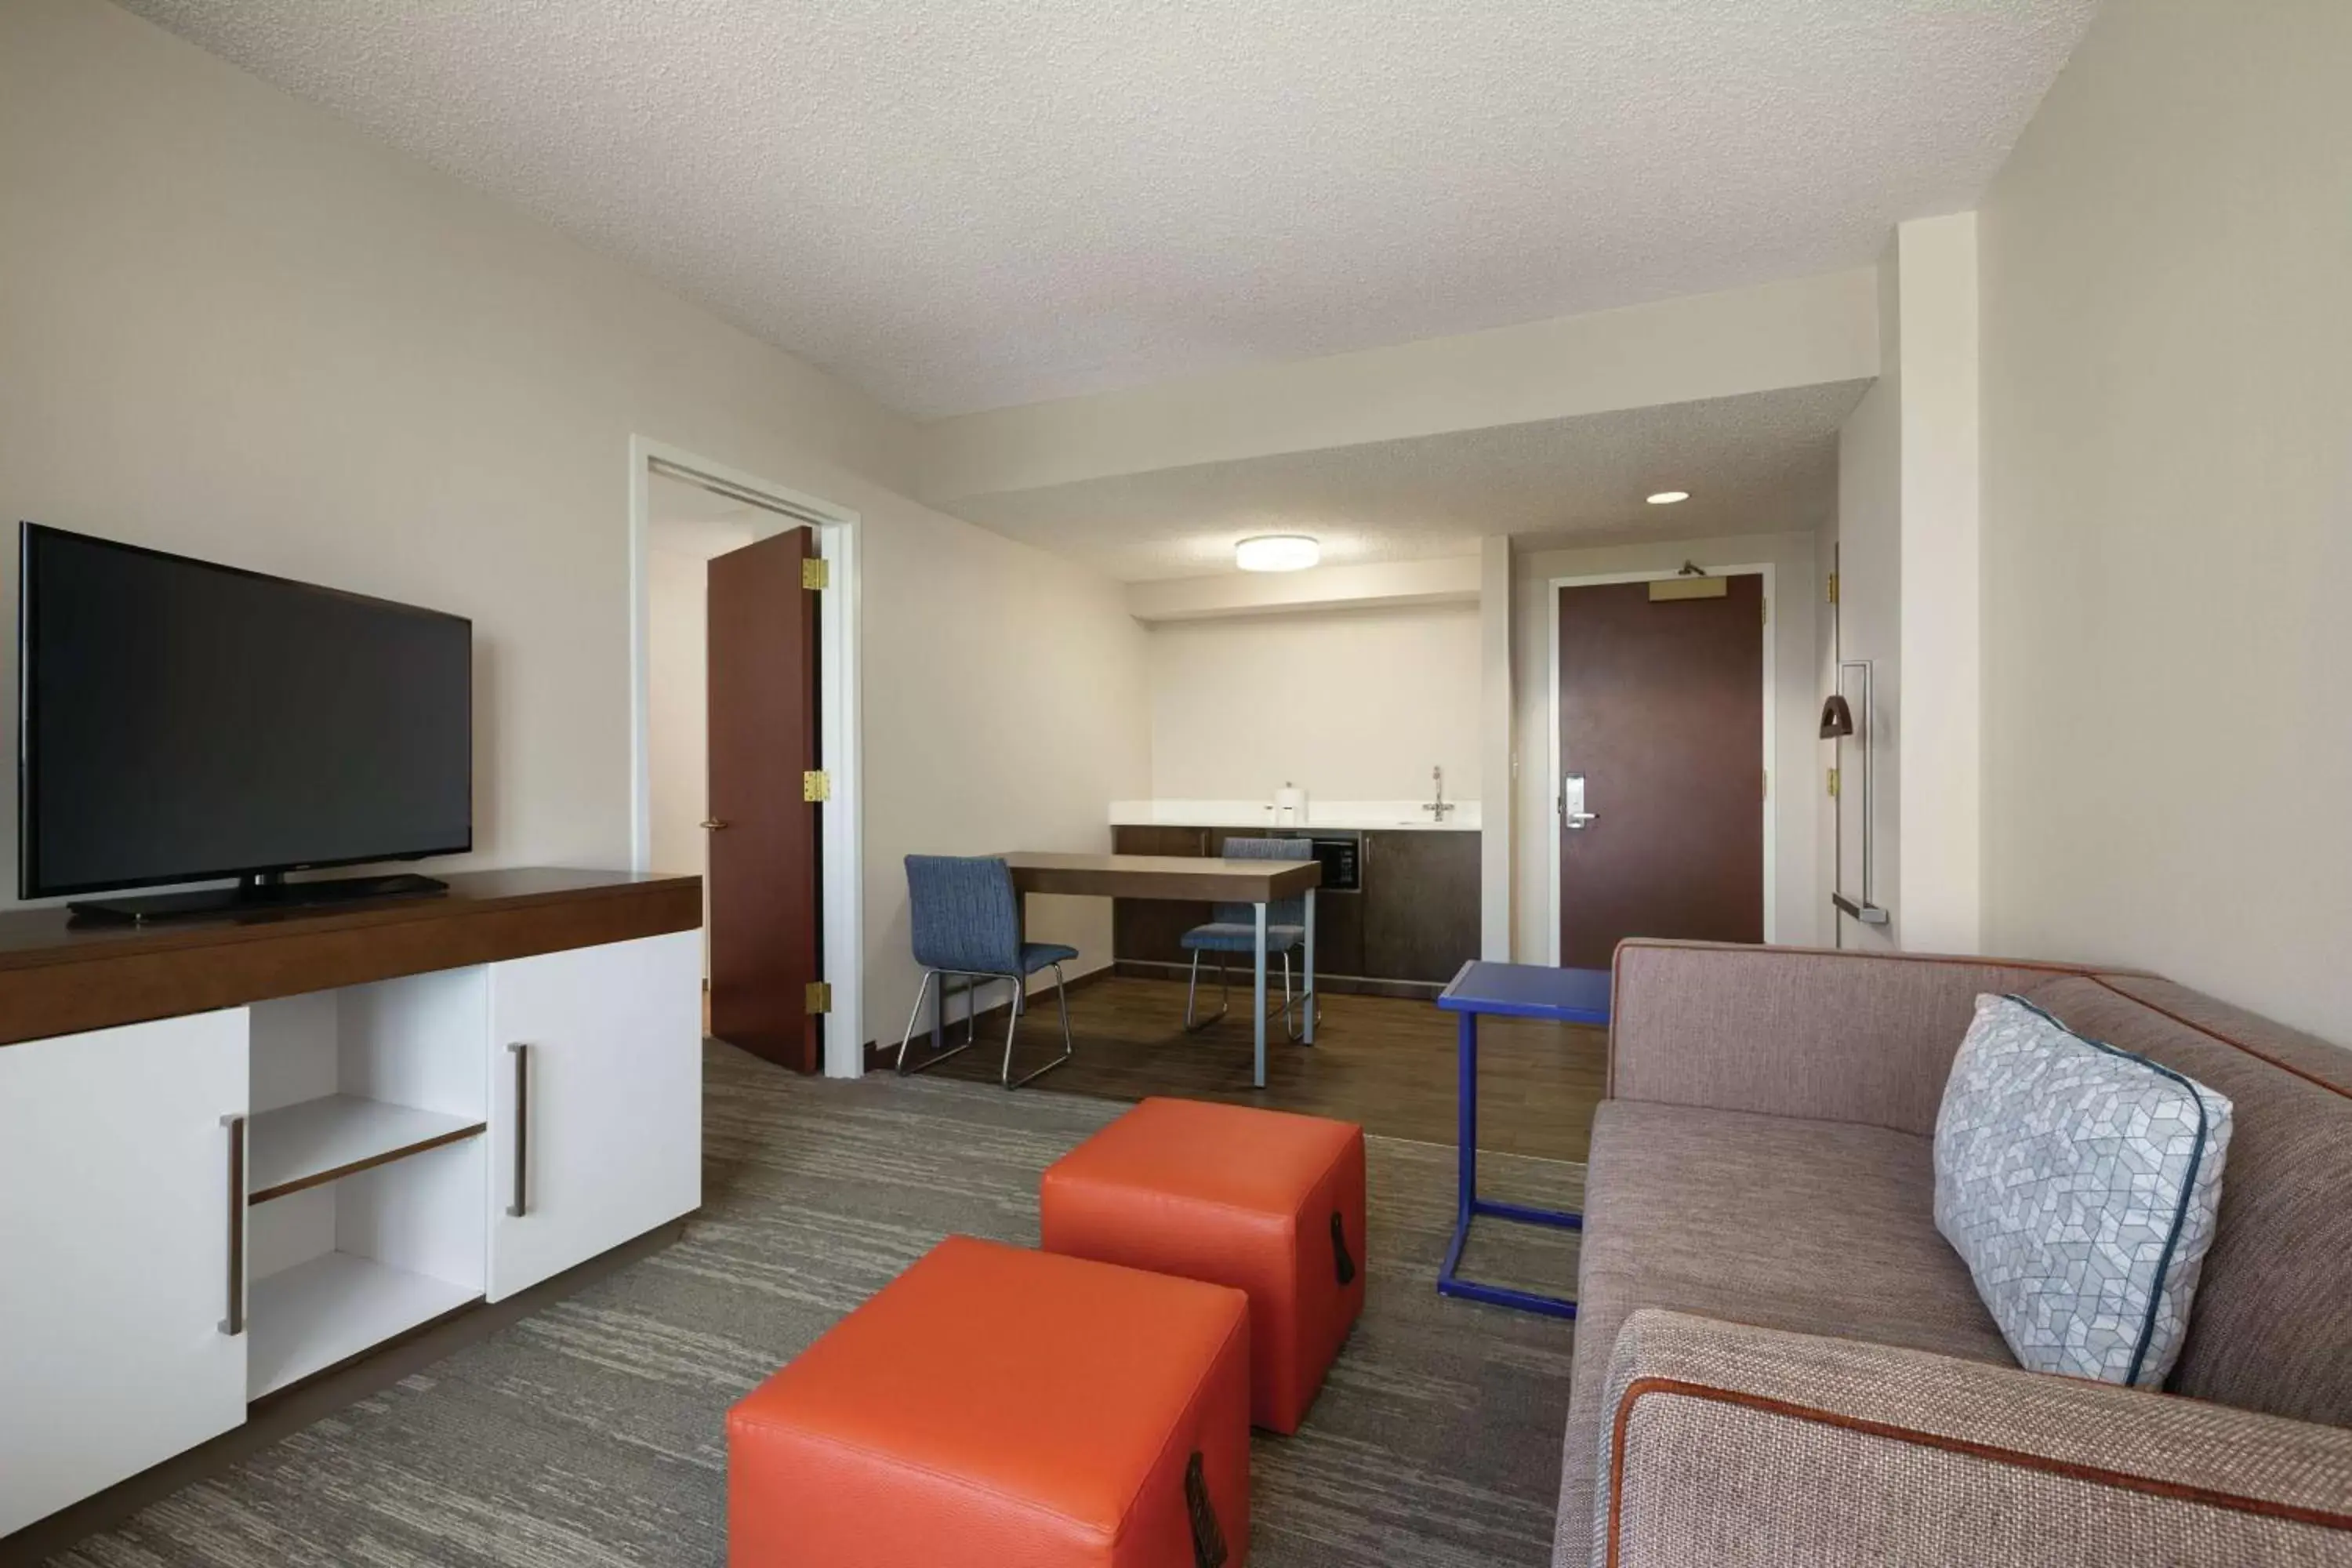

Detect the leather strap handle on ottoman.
xmin=1331 ymin=1210 xmax=1357 ymax=1287
xmin=1185 ymin=1451 xmax=1229 ymax=1568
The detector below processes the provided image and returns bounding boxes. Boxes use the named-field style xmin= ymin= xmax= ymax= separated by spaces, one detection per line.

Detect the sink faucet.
xmin=1423 ymin=766 xmax=1454 ymax=822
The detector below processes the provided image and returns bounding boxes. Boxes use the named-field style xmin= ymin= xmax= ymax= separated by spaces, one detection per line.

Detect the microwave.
xmin=1302 ymin=834 xmax=1361 ymax=894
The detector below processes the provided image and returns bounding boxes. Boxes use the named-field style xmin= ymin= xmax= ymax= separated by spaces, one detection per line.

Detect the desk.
xmin=986 ymin=853 xmax=1321 ymax=1087
xmin=1433 ymin=960 xmax=1610 ymax=1319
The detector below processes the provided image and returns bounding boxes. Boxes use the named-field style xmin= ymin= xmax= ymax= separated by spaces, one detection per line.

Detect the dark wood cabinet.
xmin=1109 ymin=825 xmax=1213 ymax=964
xmin=1361 ymin=830 xmax=1480 ymax=985
xmin=1109 ymin=825 xmax=1474 ymax=988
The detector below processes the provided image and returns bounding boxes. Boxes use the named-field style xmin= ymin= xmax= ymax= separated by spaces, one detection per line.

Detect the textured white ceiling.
xmin=953 ymin=383 xmax=1869 ymax=580
xmin=122 ymin=0 xmax=2095 ymax=418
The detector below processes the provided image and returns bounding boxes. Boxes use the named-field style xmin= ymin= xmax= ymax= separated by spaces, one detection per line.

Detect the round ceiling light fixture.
xmin=1647 ymin=490 xmax=1691 ymax=505
xmin=1235 ymin=534 xmax=1321 ymax=572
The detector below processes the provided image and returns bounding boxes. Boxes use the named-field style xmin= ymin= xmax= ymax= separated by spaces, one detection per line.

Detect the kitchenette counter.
xmin=1108 ymin=799 xmax=1481 ymax=832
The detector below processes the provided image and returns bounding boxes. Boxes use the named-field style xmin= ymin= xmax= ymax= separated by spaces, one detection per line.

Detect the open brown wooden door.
xmin=1557 ymin=574 xmax=1765 ymax=969
xmin=706 ymin=527 xmax=822 ymax=1073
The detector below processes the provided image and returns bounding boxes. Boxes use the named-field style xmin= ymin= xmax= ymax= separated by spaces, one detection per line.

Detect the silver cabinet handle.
xmin=220 ymin=1113 xmax=246 ymax=1336
xmin=507 ymin=1043 xmax=530 ymax=1218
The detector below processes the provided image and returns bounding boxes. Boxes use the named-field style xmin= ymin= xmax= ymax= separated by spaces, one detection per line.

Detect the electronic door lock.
xmin=1560 ymin=772 xmax=1598 ymax=830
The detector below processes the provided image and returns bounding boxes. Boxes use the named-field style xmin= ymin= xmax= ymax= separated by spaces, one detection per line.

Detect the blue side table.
xmin=1433 ymin=960 xmax=1610 ymax=1319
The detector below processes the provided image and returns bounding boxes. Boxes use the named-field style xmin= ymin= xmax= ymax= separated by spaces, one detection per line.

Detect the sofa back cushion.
xmin=2024 ymin=974 xmax=2352 ymax=1428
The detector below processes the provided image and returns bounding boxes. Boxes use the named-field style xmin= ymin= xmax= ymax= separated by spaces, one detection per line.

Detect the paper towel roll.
xmin=1274 ymin=785 xmax=1307 ymax=826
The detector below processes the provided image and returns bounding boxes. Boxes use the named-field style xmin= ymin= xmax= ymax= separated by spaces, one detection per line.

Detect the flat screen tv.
xmin=18 ymin=523 xmax=472 ymax=920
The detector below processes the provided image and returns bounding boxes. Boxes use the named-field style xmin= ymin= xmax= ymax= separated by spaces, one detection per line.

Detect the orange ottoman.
xmin=727 ymin=1234 xmax=1249 ymax=1568
xmin=1041 ymin=1097 xmax=1367 ymax=1434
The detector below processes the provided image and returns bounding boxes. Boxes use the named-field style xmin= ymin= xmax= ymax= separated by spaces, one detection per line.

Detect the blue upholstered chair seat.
xmin=1180 ymin=924 xmax=1304 ymax=953
xmin=1018 ymin=942 xmax=1081 ymax=972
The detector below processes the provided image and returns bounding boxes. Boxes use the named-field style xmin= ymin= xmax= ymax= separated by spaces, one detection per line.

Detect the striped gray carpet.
xmin=53 ymin=1043 xmax=1583 ymax=1567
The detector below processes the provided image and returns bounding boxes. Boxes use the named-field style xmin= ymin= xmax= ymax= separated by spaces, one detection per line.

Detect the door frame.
xmin=1545 ymin=564 xmax=1777 ymax=964
xmin=626 ymin=435 xmax=866 ymax=1079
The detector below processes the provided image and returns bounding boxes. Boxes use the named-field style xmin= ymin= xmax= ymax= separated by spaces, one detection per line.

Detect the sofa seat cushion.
xmin=1553 ymin=1100 xmax=2013 ymax=1568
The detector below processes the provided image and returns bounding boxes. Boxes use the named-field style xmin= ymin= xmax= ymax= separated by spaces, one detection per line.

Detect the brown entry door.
xmin=1557 ymin=575 xmax=1765 ymax=969
xmin=706 ymin=527 xmax=822 ymax=1073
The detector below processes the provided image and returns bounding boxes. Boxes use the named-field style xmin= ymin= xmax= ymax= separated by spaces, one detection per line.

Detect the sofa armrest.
xmin=1590 ymin=1309 xmax=2352 ymax=1568
xmin=1606 ymin=940 xmax=2125 ymax=1134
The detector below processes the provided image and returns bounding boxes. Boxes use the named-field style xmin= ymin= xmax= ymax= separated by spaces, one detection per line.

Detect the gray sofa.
xmin=1557 ymin=939 xmax=2352 ymax=1567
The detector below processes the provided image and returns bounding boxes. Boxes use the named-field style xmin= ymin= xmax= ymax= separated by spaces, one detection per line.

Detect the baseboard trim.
xmin=860 ymin=963 xmax=1114 ymax=1072
xmin=0 ymin=1217 xmax=692 ymax=1566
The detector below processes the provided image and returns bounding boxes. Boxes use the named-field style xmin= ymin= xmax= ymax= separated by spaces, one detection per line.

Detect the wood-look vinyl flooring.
xmin=909 ymin=973 xmax=1606 ymax=1163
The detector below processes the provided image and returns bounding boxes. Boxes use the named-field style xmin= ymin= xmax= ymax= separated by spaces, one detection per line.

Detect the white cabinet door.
xmin=485 ymin=930 xmax=701 ymax=1301
xmin=0 ymin=1010 xmax=249 ymax=1535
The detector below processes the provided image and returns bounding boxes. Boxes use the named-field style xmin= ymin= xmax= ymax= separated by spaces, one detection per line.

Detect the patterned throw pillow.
xmin=1933 ymin=994 xmax=2232 ymax=1387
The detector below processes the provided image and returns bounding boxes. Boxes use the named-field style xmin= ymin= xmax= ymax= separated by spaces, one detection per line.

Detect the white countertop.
xmin=1109 ymin=799 xmax=1481 ymax=832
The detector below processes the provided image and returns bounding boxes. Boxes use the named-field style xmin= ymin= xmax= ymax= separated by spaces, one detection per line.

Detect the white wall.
xmin=1978 ymin=0 xmax=2352 ymax=1040
xmin=1145 ymin=602 xmax=1479 ymax=803
xmin=1831 ymin=216 xmax=1984 ymax=956
xmin=862 ymin=511 xmax=1149 ymax=1001
xmin=1128 ymin=554 xmax=1476 ymax=622
xmin=0 ymin=0 xmax=1150 ymax=1046
xmin=1833 ymin=263 xmax=1904 ymax=950
xmin=645 ymin=515 xmax=758 ymax=983
xmin=1510 ymin=532 xmax=1824 ymax=962
xmin=1890 ymin=215 xmax=1982 ymax=954
xmin=924 ymin=270 xmax=1880 ymax=503
xmin=1478 ymin=536 xmax=1514 ymax=958
xmin=646 ymin=548 xmax=714 ymax=879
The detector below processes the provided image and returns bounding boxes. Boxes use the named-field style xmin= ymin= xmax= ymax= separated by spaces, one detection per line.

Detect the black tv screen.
xmin=18 ymin=524 xmax=472 ymax=898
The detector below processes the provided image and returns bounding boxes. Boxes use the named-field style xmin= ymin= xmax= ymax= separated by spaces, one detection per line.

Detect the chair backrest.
xmin=1214 ymin=837 xmax=1312 ymax=928
xmin=903 ymin=855 xmax=1021 ymax=975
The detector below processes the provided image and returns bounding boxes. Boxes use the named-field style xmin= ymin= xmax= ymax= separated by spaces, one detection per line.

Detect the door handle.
xmin=220 ymin=1113 xmax=246 ymax=1336
xmin=506 ymin=1043 xmax=530 ymax=1218
xmin=1561 ymin=772 xmax=1598 ymax=830
xmin=699 ymin=819 xmax=728 ymax=830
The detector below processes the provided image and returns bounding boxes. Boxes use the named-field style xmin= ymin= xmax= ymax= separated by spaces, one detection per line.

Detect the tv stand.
xmin=0 ymin=869 xmax=702 ymax=1541
xmin=67 ymin=871 xmax=450 ymax=925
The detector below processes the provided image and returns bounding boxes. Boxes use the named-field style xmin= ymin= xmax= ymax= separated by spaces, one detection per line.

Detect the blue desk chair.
xmin=1181 ymin=836 xmax=1310 ymax=1040
xmin=897 ymin=855 xmax=1077 ymax=1089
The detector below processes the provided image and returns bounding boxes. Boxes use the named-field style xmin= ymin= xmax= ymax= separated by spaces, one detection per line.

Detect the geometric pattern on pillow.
xmin=1933 ymin=993 xmax=2233 ymax=1388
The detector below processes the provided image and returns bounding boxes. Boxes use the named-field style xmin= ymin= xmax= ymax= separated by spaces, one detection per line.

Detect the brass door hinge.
xmin=804 ymin=980 xmax=832 ymax=1014
xmin=801 ymin=557 xmax=829 ymax=590
xmin=1827 ymin=572 xmax=1839 ymax=604
xmin=1828 ymin=768 xmax=1841 ymax=798
xmin=803 ymin=770 xmax=831 ymax=802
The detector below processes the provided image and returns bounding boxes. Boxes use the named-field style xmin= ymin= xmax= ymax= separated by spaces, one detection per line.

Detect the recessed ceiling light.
xmin=1647 ymin=491 xmax=1690 ymax=505
xmin=1235 ymin=534 xmax=1320 ymax=572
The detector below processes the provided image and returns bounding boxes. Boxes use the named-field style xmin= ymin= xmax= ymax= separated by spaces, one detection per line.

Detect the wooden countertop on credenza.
xmin=0 ymin=867 xmax=700 ymax=1047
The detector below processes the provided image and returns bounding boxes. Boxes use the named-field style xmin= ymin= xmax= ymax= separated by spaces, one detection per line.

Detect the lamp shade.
xmin=1819 ymin=694 xmax=1855 ymax=739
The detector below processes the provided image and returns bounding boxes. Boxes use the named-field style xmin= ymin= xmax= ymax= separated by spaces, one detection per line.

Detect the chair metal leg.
xmin=1004 ymin=964 xmax=1074 ymax=1090
xmin=1282 ymin=950 xmax=1307 ymax=1043
xmin=898 ymin=969 xmax=978 ymax=1076
xmin=1183 ymin=949 xmax=1231 ymax=1033
xmin=898 ymin=968 xmax=974 ymax=1081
